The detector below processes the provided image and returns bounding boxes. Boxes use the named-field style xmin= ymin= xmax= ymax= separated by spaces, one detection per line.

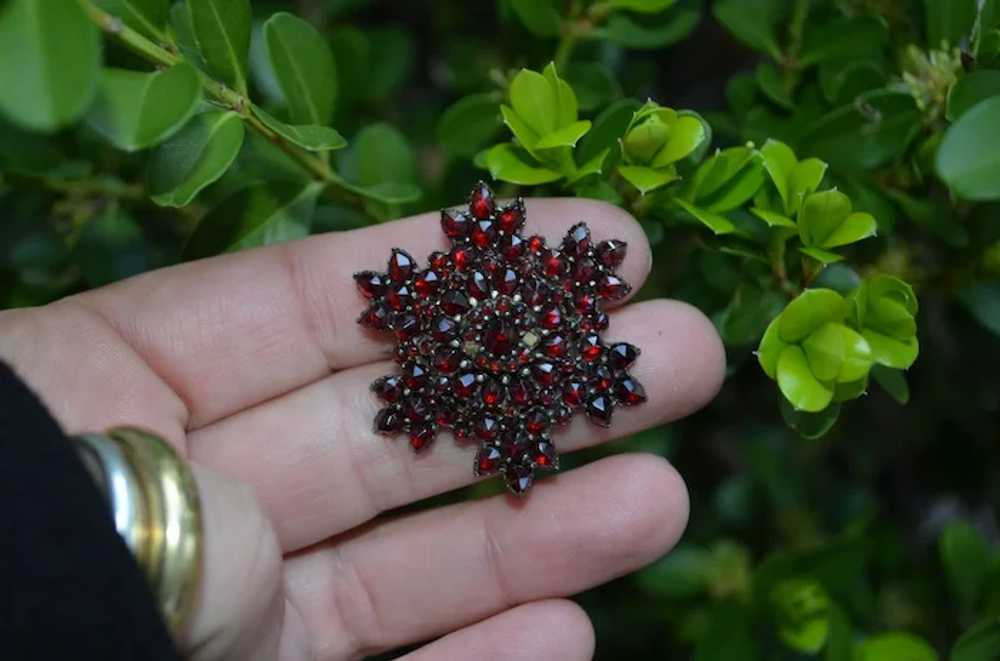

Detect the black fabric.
xmin=0 ymin=362 xmax=181 ymax=661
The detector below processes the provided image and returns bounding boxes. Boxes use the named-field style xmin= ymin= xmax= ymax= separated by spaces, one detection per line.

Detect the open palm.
xmin=0 ymin=198 xmax=724 ymax=661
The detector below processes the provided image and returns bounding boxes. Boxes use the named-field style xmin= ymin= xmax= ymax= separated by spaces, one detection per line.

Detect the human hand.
xmin=0 ymin=199 xmax=724 ymax=661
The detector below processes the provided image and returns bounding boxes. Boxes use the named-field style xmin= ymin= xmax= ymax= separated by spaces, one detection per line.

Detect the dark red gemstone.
xmin=543 ymin=251 xmax=565 ymax=277
xmin=543 ymin=334 xmax=567 ymax=358
xmin=532 ymin=361 xmax=558 ymax=385
xmin=435 ymin=348 xmax=462 ymax=373
xmin=500 ymin=233 xmax=525 ymax=260
xmin=402 ymin=362 xmax=428 ymax=388
xmin=354 ymin=271 xmax=385 ymax=299
xmin=386 ymin=284 xmax=412 ymax=311
xmin=454 ymin=372 xmax=478 ymax=398
xmin=563 ymin=381 xmax=587 ymax=406
xmin=553 ymin=405 xmax=572 ymax=425
xmin=592 ymin=365 xmax=614 ymax=391
xmin=539 ymin=305 xmax=562 ymax=330
xmin=414 ymin=271 xmax=441 ymax=298
xmin=608 ymin=342 xmax=640 ymax=369
xmin=431 ymin=315 xmax=458 ymax=340
xmin=482 ymin=378 xmax=504 ymax=407
xmin=498 ymin=202 xmax=524 ymax=233
xmin=393 ymin=313 xmax=419 ymax=340
xmin=359 ymin=304 xmax=390 ymax=330
xmin=483 ymin=319 xmax=514 ymax=355
xmin=471 ymin=219 xmax=496 ymax=248
xmin=615 ymin=377 xmax=647 ymax=405
xmin=509 ymin=379 xmax=532 ymax=405
xmin=581 ymin=333 xmax=602 ymax=361
xmin=475 ymin=445 xmax=503 ymax=475
xmin=470 ymin=182 xmax=495 ymax=219
xmin=441 ymin=209 xmax=471 ymax=238
xmin=404 ymin=399 xmax=429 ymax=422
xmin=477 ymin=415 xmax=500 ymax=440
xmin=468 ymin=271 xmax=491 ymax=298
xmin=597 ymin=239 xmax=628 ymax=268
xmin=505 ymin=464 xmax=534 ymax=494
xmin=451 ymin=247 xmax=473 ymax=270
xmin=562 ymin=223 xmax=591 ymax=256
xmin=575 ymin=292 xmax=595 ymax=315
xmin=374 ymin=406 xmax=403 ymax=433
xmin=586 ymin=393 xmax=615 ymax=427
xmin=388 ymin=249 xmax=415 ymax=282
xmin=598 ymin=274 xmax=629 ymax=300
xmin=440 ymin=291 xmax=470 ymax=315
xmin=372 ymin=376 xmax=402 ymax=403
xmin=495 ymin=268 xmax=519 ymax=295
xmin=528 ymin=235 xmax=546 ymax=253
xmin=521 ymin=278 xmax=549 ymax=306
xmin=409 ymin=424 xmax=435 ymax=450
xmin=429 ymin=251 xmax=449 ymax=270
xmin=525 ymin=408 xmax=549 ymax=434
xmin=532 ymin=440 xmax=558 ymax=468
xmin=573 ymin=257 xmax=597 ymax=282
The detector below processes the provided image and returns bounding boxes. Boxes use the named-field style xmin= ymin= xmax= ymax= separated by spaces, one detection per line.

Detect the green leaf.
xmin=542 ymin=62 xmax=578 ymax=129
xmin=339 ymin=122 xmax=416 ymax=188
xmin=751 ymin=207 xmax=796 ymax=228
xmin=862 ymin=329 xmax=919 ymax=369
xmin=799 ymin=190 xmax=877 ymax=248
xmin=826 ymin=605 xmax=854 ymax=661
xmin=0 ymin=0 xmax=101 ymax=132
xmin=770 ymin=579 xmax=832 ymax=654
xmin=799 ymin=16 xmax=888 ymax=67
xmin=437 ymin=93 xmax=503 ymax=157
xmin=510 ymin=68 xmax=558 ymax=136
xmin=690 ymin=146 xmax=758 ymax=201
xmin=676 ymin=198 xmax=737 ymax=235
xmin=788 ymin=158 xmax=828 ymax=215
xmin=571 ymin=147 xmax=611 ymax=182
xmin=757 ymin=61 xmax=793 ymax=110
xmin=871 ymin=365 xmax=910 ymax=404
xmin=510 ymin=0 xmax=561 ymax=37
xmin=75 ymin=206 xmax=150 ymax=287
xmin=925 ymin=0 xmax=978 ymax=49
xmin=264 ymin=12 xmax=336 ymax=126
xmin=760 ymin=139 xmax=796 ymax=208
xmin=856 ymin=632 xmax=938 ymax=661
xmin=86 ymin=64 xmax=202 ymax=152
xmin=780 ymin=398 xmax=842 ymax=439
xmin=941 ymin=521 xmax=993 ymax=611
xmin=799 ymin=246 xmax=844 ymax=264
xmin=634 ymin=544 xmax=710 ymax=599
xmin=606 ymin=0 xmax=677 ymax=13
xmin=758 ymin=317 xmax=786 ymax=379
xmin=618 ymin=165 xmax=678 ymax=194
xmin=694 ymin=604 xmax=760 ymax=661
xmin=652 ymin=115 xmax=708 ymax=167
xmin=251 ymin=105 xmax=347 ymax=151
xmin=578 ymin=99 xmax=641 ymax=170
xmin=485 ymin=143 xmax=562 ymax=184
xmin=93 ymin=0 xmax=169 ymax=40
xmin=952 ymin=618 xmax=1000 ymax=661
xmin=188 ymin=0 xmax=251 ymax=94
xmin=565 ymin=62 xmax=622 ymax=112
xmin=170 ymin=2 xmax=207 ymax=71
xmin=599 ymin=0 xmax=700 ymax=49
xmin=838 ymin=325 xmax=874 ymax=383
xmin=938 ymin=96 xmax=1000 ymax=201
xmin=947 ymin=70 xmax=1000 ymax=121
xmin=779 ymin=289 xmax=848 ymax=343
xmin=184 ymin=182 xmax=321 ymax=259
xmin=778 ymin=345 xmax=834 ymax=413
xmin=148 ymin=111 xmax=245 ymax=207
xmin=535 ymin=120 xmax=592 ymax=150
xmin=721 ymin=284 xmax=785 ymax=346
xmin=957 ymin=280 xmax=1000 ymax=336
xmin=713 ymin=0 xmax=783 ymax=59
xmin=802 ymin=322 xmax=845 ymax=382
xmin=500 ymin=104 xmax=542 ymax=158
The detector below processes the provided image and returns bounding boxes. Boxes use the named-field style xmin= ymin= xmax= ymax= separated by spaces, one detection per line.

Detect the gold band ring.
xmin=75 ymin=427 xmax=202 ymax=641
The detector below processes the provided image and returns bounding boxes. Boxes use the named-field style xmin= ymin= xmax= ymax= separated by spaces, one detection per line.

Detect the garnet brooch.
xmin=355 ymin=182 xmax=645 ymax=494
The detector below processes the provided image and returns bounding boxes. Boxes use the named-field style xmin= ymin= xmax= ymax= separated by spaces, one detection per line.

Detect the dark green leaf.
xmin=780 ymin=398 xmax=842 ymax=439
xmin=170 ymin=2 xmax=207 ymax=71
xmin=510 ymin=0 xmax=561 ymax=37
xmin=252 ymin=105 xmax=347 ymax=151
xmin=0 ymin=0 xmax=100 ymax=132
xmin=799 ymin=16 xmax=888 ymax=67
xmin=606 ymin=0 xmax=678 ymax=13
xmin=941 ymin=521 xmax=993 ymax=611
xmin=577 ymin=99 xmax=642 ymax=169
xmin=75 ymin=207 xmax=149 ymax=287
xmin=148 ymin=111 xmax=245 ymax=207
xmin=947 ymin=70 xmax=1000 ymax=121
xmin=618 ymin=165 xmax=677 ymax=194
xmin=565 ymin=62 xmax=622 ymax=112
xmin=957 ymin=280 xmax=1000 ymax=336
xmin=362 ymin=27 xmax=416 ymax=101
xmin=952 ymin=618 xmax=1000 ymax=661
xmin=599 ymin=0 xmax=700 ymax=49
xmin=86 ymin=64 xmax=202 ymax=152
xmin=938 ymin=96 xmax=1000 ymax=200
xmin=634 ymin=544 xmax=710 ymax=599
xmin=93 ymin=0 xmax=168 ymax=40
xmin=826 ymin=605 xmax=854 ymax=661
xmin=926 ymin=0 xmax=978 ymax=49
xmin=693 ymin=603 xmax=760 ymax=661
xmin=871 ymin=365 xmax=910 ymax=404
xmin=188 ymin=0 xmax=251 ymax=94
xmin=437 ymin=93 xmax=503 ymax=157
xmin=339 ymin=122 xmax=416 ymax=188
xmin=264 ymin=12 xmax=337 ymax=126
xmin=720 ymin=284 xmax=785 ymax=346
xmin=184 ymin=182 xmax=321 ymax=259
xmin=756 ymin=61 xmax=793 ymax=110
xmin=713 ymin=0 xmax=783 ymax=58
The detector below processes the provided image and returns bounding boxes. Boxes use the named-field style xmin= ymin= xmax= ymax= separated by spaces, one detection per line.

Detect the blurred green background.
xmin=2 ymin=0 xmax=1000 ymax=659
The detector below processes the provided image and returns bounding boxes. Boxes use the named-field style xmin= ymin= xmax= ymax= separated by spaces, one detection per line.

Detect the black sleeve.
xmin=0 ymin=362 xmax=181 ymax=661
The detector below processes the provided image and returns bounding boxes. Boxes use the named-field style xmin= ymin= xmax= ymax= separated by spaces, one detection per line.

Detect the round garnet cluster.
xmin=355 ymin=182 xmax=645 ymax=494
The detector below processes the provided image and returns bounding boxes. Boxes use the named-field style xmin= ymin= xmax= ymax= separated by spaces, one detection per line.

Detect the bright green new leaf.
xmin=690 ymin=146 xmax=760 ymax=204
xmin=500 ymin=104 xmax=542 ymax=157
xmin=799 ymin=246 xmax=844 ymax=265
xmin=777 ymin=345 xmax=835 ymax=412
xmin=535 ymin=120 xmax=592 ymax=150
xmin=510 ymin=0 xmax=561 ymax=37
xmin=952 ymin=618 xmax=1000 ymax=661
xmin=542 ymin=63 xmax=578 ymax=128
xmin=485 ymin=144 xmax=562 ymax=185
xmin=856 ymin=632 xmax=938 ymax=661
xmin=938 ymin=96 xmax=1000 ymax=201
xmin=760 ymin=139 xmax=796 ymax=208
xmin=940 ymin=521 xmax=993 ymax=611
xmin=871 ymin=365 xmax=909 ymax=404
xmin=93 ymin=0 xmax=169 ymax=40
xmin=799 ymin=190 xmax=877 ymax=248
xmin=787 ymin=158 xmax=828 ymax=216
xmin=676 ymin=198 xmax=737 ymax=235
xmin=837 ymin=325 xmax=874 ymax=383
xmin=570 ymin=147 xmax=611 ymax=183
xmin=264 ymin=12 xmax=337 ymax=126
xmin=834 ymin=377 xmax=869 ymax=402
xmin=652 ymin=115 xmax=707 ymax=167
xmin=437 ymin=94 xmax=503 ymax=157
xmin=252 ymin=105 xmax=347 ymax=152
xmin=86 ymin=64 xmax=202 ymax=152
xmin=770 ymin=579 xmax=832 ymax=654
xmin=0 ymin=0 xmax=101 ymax=132
xmin=862 ymin=330 xmax=919 ymax=369
xmin=148 ymin=111 xmax=245 ymax=207
xmin=779 ymin=289 xmax=848 ymax=343
xmin=606 ymin=0 xmax=677 ymax=13
xmin=188 ymin=0 xmax=252 ymax=94
xmin=751 ymin=208 xmax=796 ymax=228
xmin=947 ymin=70 xmax=1000 ymax=121
xmin=184 ymin=182 xmax=321 ymax=259
xmin=619 ymin=165 xmax=678 ymax=194
xmin=802 ymin=323 xmax=845 ymax=382
xmin=510 ymin=68 xmax=558 ymax=136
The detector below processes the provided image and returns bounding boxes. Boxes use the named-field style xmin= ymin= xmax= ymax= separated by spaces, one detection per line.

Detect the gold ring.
xmin=75 ymin=427 xmax=202 ymax=640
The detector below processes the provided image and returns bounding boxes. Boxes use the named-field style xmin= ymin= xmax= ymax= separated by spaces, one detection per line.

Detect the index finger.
xmin=78 ymin=198 xmax=652 ymax=428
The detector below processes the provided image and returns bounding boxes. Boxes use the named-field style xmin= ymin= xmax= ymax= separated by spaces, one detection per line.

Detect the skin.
xmin=0 ymin=198 xmax=725 ymax=661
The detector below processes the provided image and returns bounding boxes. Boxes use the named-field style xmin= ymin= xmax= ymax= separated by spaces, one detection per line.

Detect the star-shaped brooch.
xmin=355 ymin=182 xmax=645 ymax=494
